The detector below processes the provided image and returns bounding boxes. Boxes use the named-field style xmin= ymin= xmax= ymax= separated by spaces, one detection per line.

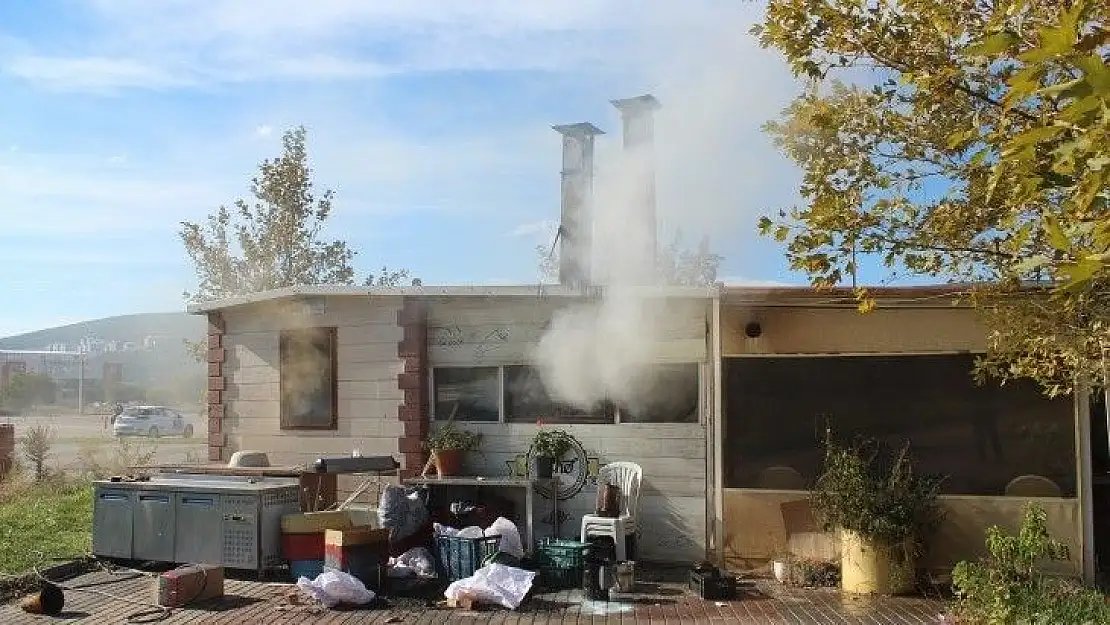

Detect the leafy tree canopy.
xmin=755 ymin=0 xmax=1108 ymax=394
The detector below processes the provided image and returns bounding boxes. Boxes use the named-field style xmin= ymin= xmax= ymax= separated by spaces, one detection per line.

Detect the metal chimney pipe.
xmin=611 ymin=94 xmax=661 ymax=284
xmin=552 ymin=122 xmax=605 ymax=291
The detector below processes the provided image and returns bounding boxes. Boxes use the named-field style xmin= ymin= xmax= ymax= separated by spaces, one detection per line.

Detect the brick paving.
xmin=2 ymin=566 xmax=950 ymax=624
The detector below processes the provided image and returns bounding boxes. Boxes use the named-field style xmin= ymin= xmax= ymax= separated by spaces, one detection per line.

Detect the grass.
xmin=0 ymin=477 xmax=93 ymax=574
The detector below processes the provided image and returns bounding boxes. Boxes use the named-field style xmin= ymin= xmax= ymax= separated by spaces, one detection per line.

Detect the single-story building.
xmin=188 ymin=282 xmax=1102 ymax=577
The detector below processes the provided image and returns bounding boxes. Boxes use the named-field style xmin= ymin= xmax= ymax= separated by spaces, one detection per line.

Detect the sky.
xmin=0 ymin=0 xmax=904 ymax=339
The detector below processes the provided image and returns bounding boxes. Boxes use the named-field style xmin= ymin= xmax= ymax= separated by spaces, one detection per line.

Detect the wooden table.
xmin=402 ymin=476 xmax=556 ymax=553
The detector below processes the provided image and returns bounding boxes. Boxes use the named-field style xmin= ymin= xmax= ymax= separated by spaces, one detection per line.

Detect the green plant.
xmin=426 ymin=422 xmax=481 ymax=453
xmin=21 ymin=425 xmax=55 ymax=482
xmin=810 ymin=429 xmax=943 ymax=554
xmin=76 ymin=438 xmax=158 ymax=480
xmin=530 ymin=422 xmax=578 ymax=459
xmin=951 ymin=505 xmax=1110 ymax=625
xmin=789 ymin=558 xmax=840 ymax=588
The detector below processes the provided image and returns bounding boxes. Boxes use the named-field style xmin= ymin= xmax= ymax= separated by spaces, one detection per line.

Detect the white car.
xmin=112 ymin=406 xmax=194 ymax=438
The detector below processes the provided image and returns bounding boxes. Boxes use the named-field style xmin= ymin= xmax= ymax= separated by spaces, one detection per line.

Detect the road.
xmin=1 ymin=412 xmax=207 ymax=474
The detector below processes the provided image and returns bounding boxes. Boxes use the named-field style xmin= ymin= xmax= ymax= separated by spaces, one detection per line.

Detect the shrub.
xmin=76 ymin=438 xmax=158 ymax=479
xmin=951 ymin=505 xmax=1110 ymax=625
xmin=21 ymin=425 xmax=55 ymax=482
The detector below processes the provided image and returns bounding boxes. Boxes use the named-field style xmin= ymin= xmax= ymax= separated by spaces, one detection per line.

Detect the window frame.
xmin=430 ymin=361 xmax=704 ymax=425
xmin=279 ymin=326 xmax=339 ymax=431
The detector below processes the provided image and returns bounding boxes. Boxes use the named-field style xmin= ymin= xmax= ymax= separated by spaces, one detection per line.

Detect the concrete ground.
xmin=0 ymin=565 xmax=950 ymax=624
xmin=1 ymin=412 xmax=207 ymax=473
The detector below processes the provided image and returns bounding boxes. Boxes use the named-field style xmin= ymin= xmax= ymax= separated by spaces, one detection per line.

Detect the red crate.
xmin=282 ymin=532 xmax=325 ymax=561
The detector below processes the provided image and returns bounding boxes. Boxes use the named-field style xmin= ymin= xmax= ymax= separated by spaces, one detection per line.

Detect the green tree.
xmin=181 ymin=126 xmax=357 ymax=303
xmin=536 ymin=232 xmax=723 ymax=286
xmin=754 ymin=0 xmax=1109 ymax=394
xmin=0 ymin=372 xmax=57 ymax=412
xmin=364 ymin=266 xmax=422 ymax=287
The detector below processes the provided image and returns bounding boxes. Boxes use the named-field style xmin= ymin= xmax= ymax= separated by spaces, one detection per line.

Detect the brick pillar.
xmin=396 ymin=298 xmax=428 ymax=479
xmin=0 ymin=424 xmax=13 ymax=479
xmin=207 ymin=313 xmax=227 ymax=463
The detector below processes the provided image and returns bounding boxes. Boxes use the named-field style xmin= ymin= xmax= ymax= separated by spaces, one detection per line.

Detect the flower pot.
xmin=433 ymin=449 xmax=463 ymax=477
xmin=772 ymin=560 xmax=792 ymax=584
xmin=534 ymin=456 xmax=555 ymax=479
xmin=839 ymin=529 xmax=915 ymax=595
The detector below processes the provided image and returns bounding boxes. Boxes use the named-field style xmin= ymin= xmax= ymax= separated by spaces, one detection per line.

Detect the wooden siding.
xmin=721 ymin=306 xmax=986 ymax=355
xmin=218 ymin=296 xmax=405 ymax=503
xmin=426 ymin=296 xmax=712 ymax=562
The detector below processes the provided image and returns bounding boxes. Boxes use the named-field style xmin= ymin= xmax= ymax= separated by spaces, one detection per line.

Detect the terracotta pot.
xmin=534 ymin=456 xmax=555 ymax=479
xmin=433 ymin=449 xmax=463 ymax=476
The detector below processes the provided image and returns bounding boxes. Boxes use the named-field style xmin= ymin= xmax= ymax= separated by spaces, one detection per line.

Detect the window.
xmin=431 ymin=363 xmax=701 ymax=424
xmin=280 ymin=327 xmax=337 ymax=430
xmin=433 ymin=367 xmax=500 ymax=422
xmin=504 ymin=365 xmax=613 ymax=424
xmin=618 ymin=363 xmax=700 ymax=423
xmin=722 ymin=355 xmax=1075 ymax=496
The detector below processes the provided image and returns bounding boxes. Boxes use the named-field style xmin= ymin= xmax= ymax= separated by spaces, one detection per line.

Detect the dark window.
xmin=433 ymin=367 xmax=500 ymax=422
xmin=280 ymin=327 xmax=338 ymax=430
xmin=504 ymin=365 xmax=614 ymax=424
xmin=619 ymin=363 xmax=700 ymax=423
xmin=722 ymin=355 xmax=1075 ymax=496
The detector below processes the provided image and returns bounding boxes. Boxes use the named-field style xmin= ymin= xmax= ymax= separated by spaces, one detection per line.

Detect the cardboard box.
xmin=153 ymin=565 xmax=224 ymax=608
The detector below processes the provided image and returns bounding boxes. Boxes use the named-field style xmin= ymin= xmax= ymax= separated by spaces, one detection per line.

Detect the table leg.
xmin=525 ymin=484 xmax=535 ymax=554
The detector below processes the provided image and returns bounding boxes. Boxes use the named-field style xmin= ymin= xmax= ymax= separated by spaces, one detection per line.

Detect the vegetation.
xmin=810 ymin=430 xmax=943 ymax=552
xmin=537 ymin=230 xmax=724 ymax=286
xmin=0 ymin=476 xmax=92 ymax=574
xmin=951 ymin=505 xmax=1110 ymax=625
xmin=425 ymin=422 xmax=482 ymax=453
xmin=754 ymin=0 xmax=1110 ymax=395
xmin=75 ymin=437 xmax=158 ymax=480
xmin=20 ymin=425 xmax=55 ymax=482
xmin=530 ymin=423 xmax=579 ymax=459
xmin=0 ymin=373 xmax=57 ymax=413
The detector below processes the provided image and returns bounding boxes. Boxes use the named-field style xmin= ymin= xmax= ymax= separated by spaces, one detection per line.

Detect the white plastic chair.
xmin=580 ymin=462 xmax=643 ymax=562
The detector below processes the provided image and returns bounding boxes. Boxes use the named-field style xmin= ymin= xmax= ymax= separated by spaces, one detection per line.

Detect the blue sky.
xmin=0 ymin=1 xmax=904 ymax=338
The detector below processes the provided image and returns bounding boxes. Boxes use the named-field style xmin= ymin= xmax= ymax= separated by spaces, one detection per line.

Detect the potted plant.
xmin=424 ymin=423 xmax=481 ymax=477
xmin=530 ymin=421 xmax=578 ymax=479
xmin=809 ymin=429 xmax=943 ymax=595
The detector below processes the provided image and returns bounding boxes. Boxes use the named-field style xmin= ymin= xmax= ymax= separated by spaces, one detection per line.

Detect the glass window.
xmin=503 ymin=365 xmax=614 ymax=424
xmin=723 ymin=354 xmax=1075 ymax=496
xmin=433 ymin=367 xmax=501 ymax=422
xmin=618 ymin=363 xmax=700 ymax=423
xmin=280 ymin=327 xmax=337 ymax=430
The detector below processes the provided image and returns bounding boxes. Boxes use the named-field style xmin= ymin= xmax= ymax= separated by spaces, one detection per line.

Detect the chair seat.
xmin=582 ymin=514 xmax=636 ymax=532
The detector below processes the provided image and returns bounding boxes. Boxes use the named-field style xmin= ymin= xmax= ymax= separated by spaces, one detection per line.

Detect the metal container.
xmin=93 ymin=474 xmax=300 ymax=573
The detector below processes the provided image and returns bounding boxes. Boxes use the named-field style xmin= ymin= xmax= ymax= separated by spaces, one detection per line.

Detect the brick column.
xmin=396 ymin=298 xmax=429 ymax=479
xmin=0 ymin=424 xmax=13 ymax=478
xmin=207 ymin=312 xmax=227 ymax=462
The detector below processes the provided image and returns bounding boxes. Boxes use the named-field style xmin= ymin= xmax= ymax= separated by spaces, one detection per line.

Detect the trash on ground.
xmin=444 ymin=563 xmax=536 ymax=610
xmin=295 ymin=569 xmax=376 ymax=608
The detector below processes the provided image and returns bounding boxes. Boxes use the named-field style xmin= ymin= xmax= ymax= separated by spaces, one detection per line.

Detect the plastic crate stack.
xmin=281 ymin=510 xmax=357 ymax=581
xmin=435 ymin=534 xmax=502 ymax=581
xmin=535 ymin=539 xmax=592 ymax=589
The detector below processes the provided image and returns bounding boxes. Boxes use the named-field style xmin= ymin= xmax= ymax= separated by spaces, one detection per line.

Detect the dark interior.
xmin=722 ymin=354 xmax=1076 ymax=497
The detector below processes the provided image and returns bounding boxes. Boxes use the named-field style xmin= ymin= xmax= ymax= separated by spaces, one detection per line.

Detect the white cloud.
xmin=254 ymin=125 xmax=273 ymax=137
xmin=5 ymin=55 xmax=193 ymax=92
xmin=506 ymin=219 xmax=558 ymax=240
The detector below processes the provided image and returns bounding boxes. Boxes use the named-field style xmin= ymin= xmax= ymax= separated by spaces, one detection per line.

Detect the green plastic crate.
xmin=435 ymin=534 xmax=502 ymax=581
xmin=535 ymin=539 xmax=591 ymax=589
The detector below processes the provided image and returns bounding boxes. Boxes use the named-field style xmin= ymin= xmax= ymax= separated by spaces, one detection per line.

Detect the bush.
xmin=76 ymin=437 xmax=158 ymax=479
xmin=21 ymin=425 xmax=55 ymax=482
xmin=951 ymin=505 xmax=1110 ymax=625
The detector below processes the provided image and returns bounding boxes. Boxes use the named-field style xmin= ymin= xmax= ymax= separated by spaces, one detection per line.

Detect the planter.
xmin=433 ymin=449 xmax=463 ymax=477
xmin=772 ymin=560 xmax=792 ymax=584
xmin=839 ymin=530 xmax=915 ymax=595
xmin=534 ymin=456 xmax=555 ymax=479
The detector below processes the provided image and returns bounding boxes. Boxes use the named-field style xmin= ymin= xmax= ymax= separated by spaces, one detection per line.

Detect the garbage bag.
xmin=378 ymin=485 xmax=429 ymax=543
xmin=456 ymin=525 xmax=484 ymax=539
xmin=296 ymin=570 xmax=376 ymax=608
xmin=485 ymin=517 xmax=524 ymax=559
xmin=392 ymin=547 xmax=435 ymax=578
xmin=444 ymin=563 xmax=536 ymax=610
xmin=433 ymin=522 xmax=459 ymax=537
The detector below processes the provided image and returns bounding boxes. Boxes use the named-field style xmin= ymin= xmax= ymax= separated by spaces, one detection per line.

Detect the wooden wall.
xmin=219 ymin=295 xmax=404 ymax=502
xmin=722 ymin=305 xmax=986 ymax=355
xmin=425 ymin=295 xmax=712 ymax=562
xmin=722 ymin=489 xmax=1081 ymax=576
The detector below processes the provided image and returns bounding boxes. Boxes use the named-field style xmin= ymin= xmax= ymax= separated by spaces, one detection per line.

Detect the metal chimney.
xmin=611 ymin=94 xmax=661 ymax=283
xmin=552 ymin=122 xmax=604 ymax=291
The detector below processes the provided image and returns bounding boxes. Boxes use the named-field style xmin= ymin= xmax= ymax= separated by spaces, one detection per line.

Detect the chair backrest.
xmin=757 ymin=465 xmax=806 ymax=490
xmin=598 ymin=462 xmax=643 ymax=518
xmin=1005 ymin=474 xmax=1062 ymax=498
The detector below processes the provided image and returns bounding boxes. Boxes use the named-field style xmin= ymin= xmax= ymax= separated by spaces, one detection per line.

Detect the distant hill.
xmin=0 ymin=312 xmax=206 ymax=389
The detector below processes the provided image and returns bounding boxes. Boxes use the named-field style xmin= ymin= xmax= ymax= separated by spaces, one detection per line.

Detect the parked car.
xmin=112 ymin=405 xmax=194 ymax=438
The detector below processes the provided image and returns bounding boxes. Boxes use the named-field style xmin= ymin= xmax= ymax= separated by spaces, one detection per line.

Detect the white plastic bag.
xmin=444 ymin=563 xmax=536 ymax=610
xmin=456 ymin=525 xmax=484 ymax=539
xmin=393 ymin=546 xmax=435 ymax=577
xmin=485 ymin=517 xmax=524 ymax=559
xmin=434 ymin=522 xmax=459 ymax=537
xmin=295 ymin=570 xmax=376 ymax=608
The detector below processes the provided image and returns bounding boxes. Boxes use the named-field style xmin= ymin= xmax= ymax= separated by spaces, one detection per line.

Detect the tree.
xmin=181 ymin=126 xmax=357 ymax=303
xmin=364 ymin=267 xmax=422 ymax=287
xmin=0 ymin=372 xmax=57 ymax=412
xmin=535 ymin=232 xmax=723 ymax=286
xmin=753 ymin=0 xmax=1109 ymax=394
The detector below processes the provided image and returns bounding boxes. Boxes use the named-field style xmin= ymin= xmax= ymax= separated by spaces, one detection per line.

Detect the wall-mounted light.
xmin=744 ymin=322 xmax=763 ymax=339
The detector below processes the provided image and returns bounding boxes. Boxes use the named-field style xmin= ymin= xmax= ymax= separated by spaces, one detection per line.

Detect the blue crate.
xmin=435 ymin=534 xmax=502 ymax=581
xmin=290 ymin=559 xmax=324 ymax=581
